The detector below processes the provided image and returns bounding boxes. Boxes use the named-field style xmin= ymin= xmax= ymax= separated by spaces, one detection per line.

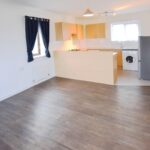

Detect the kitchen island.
xmin=54 ymin=50 xmax=117 ymax=85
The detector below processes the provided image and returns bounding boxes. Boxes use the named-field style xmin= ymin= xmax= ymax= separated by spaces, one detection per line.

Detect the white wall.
xmin=0 ymin=1 xmax=76 ymax=101
xmin=75 ymin=10 xmax=150 ymax=50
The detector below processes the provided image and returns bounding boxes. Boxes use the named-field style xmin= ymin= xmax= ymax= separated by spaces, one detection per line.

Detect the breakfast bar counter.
xmin=54 ymin=50 xmax=118 ymax=85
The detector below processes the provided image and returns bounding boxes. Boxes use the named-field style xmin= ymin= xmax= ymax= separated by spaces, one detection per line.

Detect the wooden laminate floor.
xmin=0 ymin=77 xmax=150 ymax=150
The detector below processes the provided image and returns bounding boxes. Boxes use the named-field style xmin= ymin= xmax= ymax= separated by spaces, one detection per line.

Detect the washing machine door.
xmin=126 ymin=55 xmax=134 ymax=63
xmin=123 ymin=51 xmax=138 ymax=71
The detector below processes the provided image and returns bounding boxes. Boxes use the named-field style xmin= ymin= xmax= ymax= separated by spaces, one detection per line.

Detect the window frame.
xmin=110 ymin=21 xmax=139 ymax=42
xmin=32 ymin=26 xmax=45 ymax=58
xmin=33 ymin=31 xmax=41 ymax=56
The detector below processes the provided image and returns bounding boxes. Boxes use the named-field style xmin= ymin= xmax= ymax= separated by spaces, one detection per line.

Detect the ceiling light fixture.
xmin=83 ymin=8 xmax=94 ymax=17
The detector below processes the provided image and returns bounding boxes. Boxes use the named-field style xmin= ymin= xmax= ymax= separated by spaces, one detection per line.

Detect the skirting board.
xmin=0 ymin=75 xmax=55 ymax=102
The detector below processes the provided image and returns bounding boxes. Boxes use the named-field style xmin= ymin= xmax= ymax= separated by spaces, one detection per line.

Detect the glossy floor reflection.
xmin=0 ymin=77 xmax=150 ymax=150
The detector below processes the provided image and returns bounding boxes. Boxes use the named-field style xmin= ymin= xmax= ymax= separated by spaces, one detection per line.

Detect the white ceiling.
xmin=10 ymin=0 xmax=150 ymax=16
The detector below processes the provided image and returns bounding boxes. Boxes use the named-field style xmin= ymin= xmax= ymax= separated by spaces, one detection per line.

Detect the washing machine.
xmin=122 ymin=50 xmax=138 ymax=71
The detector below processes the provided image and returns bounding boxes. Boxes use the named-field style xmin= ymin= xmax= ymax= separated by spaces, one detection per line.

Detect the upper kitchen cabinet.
xmin=55 ymin=22 xmax=70 ymax=41
xmin=85 ymin=23 xmax=106 ymax=39
xmin=55 ymin=22 xmax=84 ymax=41
xmin=76 ymin=24 xmax=84 ymax=40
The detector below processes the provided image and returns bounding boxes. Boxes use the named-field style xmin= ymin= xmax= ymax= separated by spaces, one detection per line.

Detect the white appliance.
xmin=122 ymin=50 xmax=138 ymax=71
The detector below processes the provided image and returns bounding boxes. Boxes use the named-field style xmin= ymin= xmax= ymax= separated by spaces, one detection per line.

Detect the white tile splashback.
xmin=78 ymin=39 xmax=139 ymax=50
xmin=53 ymin=39 xmax=139 ymax=51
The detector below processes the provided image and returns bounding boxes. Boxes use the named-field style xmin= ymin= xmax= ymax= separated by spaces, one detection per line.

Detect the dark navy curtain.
xmin=39 ymin=19 xmax=51 ymax=58
xmin=25 ymin=16 xmax=38 ymax=62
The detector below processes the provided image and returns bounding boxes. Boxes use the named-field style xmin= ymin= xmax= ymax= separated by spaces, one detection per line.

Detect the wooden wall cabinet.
xmin=85 ymin=23 xmax=106 ymax=39
xmin=55 ymin=22 xmax=84 ymax=41
xmin=76 ymin=24 xmax=84 ymax=40
xmin=55 ymin=22 xmax=70 ymax=41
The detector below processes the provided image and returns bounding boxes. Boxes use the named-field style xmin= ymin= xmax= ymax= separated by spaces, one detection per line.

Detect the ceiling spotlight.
xmin=100 ymin=11 xmax=117 ymax=16
xmin=83 ymin=8 xmax=94 ymax=17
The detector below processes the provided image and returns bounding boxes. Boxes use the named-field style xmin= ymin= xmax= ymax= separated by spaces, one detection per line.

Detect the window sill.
xmin=34 ymin=55 xmax=45 ymax=59
xmin=111 ymin=41 xmax=138 ymax=42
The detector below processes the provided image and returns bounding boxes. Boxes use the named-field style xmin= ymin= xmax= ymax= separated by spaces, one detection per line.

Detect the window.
xmin=111 ymin=23 xmax=139 ymax=41
xmin=32 ymin=26 xmax=45 ymax=57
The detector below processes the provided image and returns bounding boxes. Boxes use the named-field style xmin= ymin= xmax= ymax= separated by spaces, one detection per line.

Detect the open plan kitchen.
xmin=54 ymin=20 xmax=150 ymax=85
